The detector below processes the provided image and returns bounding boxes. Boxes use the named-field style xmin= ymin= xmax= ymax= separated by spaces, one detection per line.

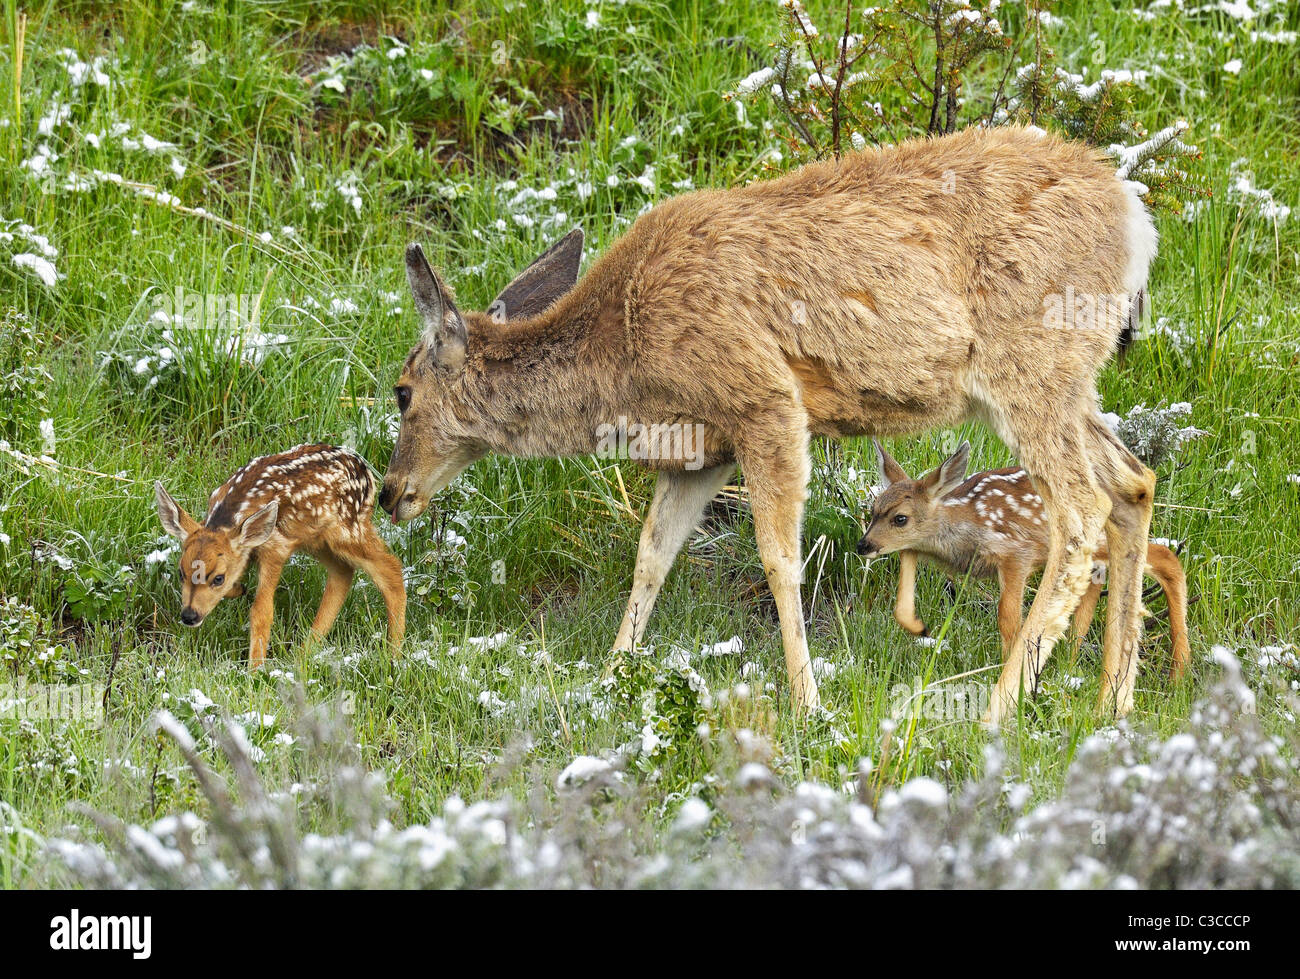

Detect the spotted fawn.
xmin=154 ymin=444 xmax=406 ymax=667
xmin=858 ymin=441 xmax=1190 ymax=692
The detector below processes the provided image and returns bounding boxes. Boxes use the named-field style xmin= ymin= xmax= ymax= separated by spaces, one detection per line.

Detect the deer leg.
xmin=893 ymin=550 xmax=928 ymax=636
xmin=737 ymin=426 xmax=819 ymax=714
xmin=612 ymin=463 xmax=734 ymax=653
xmin=985 ymin=416 xmax=1111 ymax=726
xmin=1085 ymin=415 xmax=1157 ymax=716
xmin=248 ymin=551 xmax=288 ymax=669
xmin=1144 ymin=542 xmax=1191 ymax=680
xmin=308 ymin=554 xmax=355 ymax=643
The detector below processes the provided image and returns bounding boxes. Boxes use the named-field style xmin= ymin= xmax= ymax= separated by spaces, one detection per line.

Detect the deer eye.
xmin=211 ymin=574 xmax=225 ymax=587
xmin=394 ymin=386 xmax=412 ymax=413
xmin=892 ymin=514 xmax=909 ymax=527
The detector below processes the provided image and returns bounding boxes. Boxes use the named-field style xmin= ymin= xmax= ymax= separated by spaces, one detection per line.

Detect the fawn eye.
xmin=395 ymin=386 xmax=412 ymax=413
xmin=211 ymin=574 xmax=225 ymax=587
xmin=892 ymin=514 xmax=909 ymax=527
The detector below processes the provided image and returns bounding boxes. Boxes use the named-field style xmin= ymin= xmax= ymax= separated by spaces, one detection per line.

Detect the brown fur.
xmin=859 ymin=442 xmax=1191 ymax=685
xmin=155 ymin=444 xmax=405 ymax=667
xmin=379 ymin=125 xmax=1159 ymax=720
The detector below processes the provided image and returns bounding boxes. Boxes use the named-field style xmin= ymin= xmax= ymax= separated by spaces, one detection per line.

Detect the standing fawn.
xmin=857 ymin=441 xmax=1190 ymax=690
xmin=154 ymin=444 xmax=406 ymax=667
xmin=377 ymin=125 xmax=1159 ymax=722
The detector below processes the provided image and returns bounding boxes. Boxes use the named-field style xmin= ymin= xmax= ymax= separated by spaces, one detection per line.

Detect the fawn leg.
xmin=354 ymin=541 xmax=406 ymax=654
xmin=309 ymin=553 xmax=355 ymax=643
xmin=248 ymin=551 xmax=288 ymax=669
xmin=1070 ymin=579 xmax=1104 ymax=653
xmin=996 ymin=562 xmax=1028 ymax=658
xmin=1144 ymin=542 xmax=1191 ymax=679
xmin=893 ymin=550 xmax=928 ymax=636
xmin=1085 ymin=416 xmax=1156 ymax=717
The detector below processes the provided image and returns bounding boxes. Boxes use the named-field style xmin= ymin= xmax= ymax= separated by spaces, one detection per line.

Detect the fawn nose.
xmin=377 ymin=479 xmax=400 ymax=514
xmin=180 ymin=607 xmax=201 ymax=627
xmin=857 ymin=537 xmax=878 ymax=557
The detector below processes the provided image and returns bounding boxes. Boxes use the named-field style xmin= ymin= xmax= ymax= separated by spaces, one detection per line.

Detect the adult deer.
xmin=380 ymin=126 xmax=1159 ymax=724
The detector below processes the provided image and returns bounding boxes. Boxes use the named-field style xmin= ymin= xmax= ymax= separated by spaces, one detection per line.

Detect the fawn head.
xmin=857 ymin=441 xmax=970 ymax=558
xmin=154 ymin=482 xmax=278 ymax=626
xmin=379 ymin=230 xmax=585 ymax=522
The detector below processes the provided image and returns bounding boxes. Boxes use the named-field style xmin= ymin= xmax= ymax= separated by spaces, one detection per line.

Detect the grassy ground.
xmin=1 ymin=0 xmax=1297 ymax=887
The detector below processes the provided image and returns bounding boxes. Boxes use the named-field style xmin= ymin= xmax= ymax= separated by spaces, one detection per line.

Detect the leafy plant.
xmin=605 ymin=645 xmax=714 ymax=766
xmin=0 ymin=596 xmax=74 ymax=681
xmin=1107 ymin=402 xmax=1207 ymax=469
xmin=0 ymin=310 xmax=53 ymax=444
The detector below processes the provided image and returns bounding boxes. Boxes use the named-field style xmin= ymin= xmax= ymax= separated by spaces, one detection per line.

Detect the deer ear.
xmin=486 ymin=227 xmax=584 ymax=322
xmin=154 ymin=481 xmax=198 ymax=540
xmin=873 ymin=440 xmax=910 ymax=488
xmin=406 ymin=243 xmax=467 ymax=371
xmin=924 ymin=441 xmax=971 ymax=497
xmin=237 ymin=500 xmax=279 ymax=549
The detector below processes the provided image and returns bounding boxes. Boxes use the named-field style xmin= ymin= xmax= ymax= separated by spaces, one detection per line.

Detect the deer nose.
xmin=180 ymin=607 xmax=201 ymax=627
xmin=856 ymin=537 xmax=877 ymax=556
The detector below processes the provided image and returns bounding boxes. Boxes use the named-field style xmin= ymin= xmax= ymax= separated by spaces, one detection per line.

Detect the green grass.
xmin=1 ymin=0 xmax=1298 ymax=887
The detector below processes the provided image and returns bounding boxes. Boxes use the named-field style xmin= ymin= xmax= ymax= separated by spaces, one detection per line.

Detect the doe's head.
xmin=857 ymin=441 xmax=970 ymax=558
xmin=154 ymin=481 xmax=278 ymax=627
xmin=379 ymin=229 xmax=585 ymax=522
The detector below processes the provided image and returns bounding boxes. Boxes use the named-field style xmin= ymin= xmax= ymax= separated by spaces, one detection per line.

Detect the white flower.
xmin=39 ymin=418 xmax=55 ymax=456
xmin=12 ymin=254 xmax=61 ymax=288
xmin=640 ymin=723 xmax=663 ymax=755
xmin=556 ymin=755 xmax=611 ymax=789
xmin=736 ymin=67 xmax=776 ymax=95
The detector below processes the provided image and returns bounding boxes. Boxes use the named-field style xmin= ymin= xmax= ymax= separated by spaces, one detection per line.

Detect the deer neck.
xmin=458 ymin=270 xmax=629 ymax=460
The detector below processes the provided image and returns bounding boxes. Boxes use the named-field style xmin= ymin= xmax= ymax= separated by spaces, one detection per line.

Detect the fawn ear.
xmin=487 ymin=227 xmax=584 ymax=322
xmin=873 ymin=440 xmax=910 ymax=488
xmin=154 ymin=481 xmax=199 ymax=540
xmin=406 ymin=243 xmax=467 ymax=372
xmin=923 ymin=441 xmax=971 ymax=497
xmin=236 ymin=500 xmax=279 ymax=549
